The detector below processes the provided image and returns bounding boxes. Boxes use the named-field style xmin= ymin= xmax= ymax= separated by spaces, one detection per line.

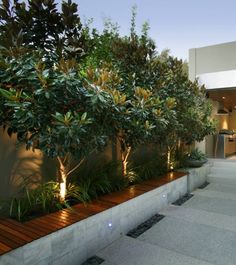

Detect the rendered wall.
xmin=189 ymin=41 xmax=236 ymax=81
xmin=0 ymin=128 xmax=114 ymax=199
xmin=0 ymin=128 xmax=56 ymax=199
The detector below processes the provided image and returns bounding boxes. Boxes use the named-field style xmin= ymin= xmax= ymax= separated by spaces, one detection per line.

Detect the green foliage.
xmin=76 ymin=161 xmax=129 ymax=202
xmin=0 ymin=0 xmax=87 ymax=60
xmin=131 ymin=146 xmax=168 ymax=180
xmin=0 ymin=53 xmax=111 ymax=160
xmin=0 ymin=2 xmax=217 ymax=220
xmin=188 ymin=148 xmax=207 ymax=161
xmin=1 ymin=182 xmax=62 ymax=221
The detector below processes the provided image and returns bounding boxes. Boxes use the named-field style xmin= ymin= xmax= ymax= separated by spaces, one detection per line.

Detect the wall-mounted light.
xmin=216 ymin=102 xmax=228 ymax=115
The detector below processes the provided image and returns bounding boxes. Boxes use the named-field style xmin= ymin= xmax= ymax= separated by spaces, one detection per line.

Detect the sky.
xmin=69 ymin=0 xmax=236 ymax=61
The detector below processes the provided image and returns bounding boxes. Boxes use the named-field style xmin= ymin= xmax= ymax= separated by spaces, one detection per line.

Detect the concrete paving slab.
xmin=207 ymin=174 xmax=236 ymax=186
xmin=138 ymin=216 xmax=236 ymax=265
xmin=183 ymin=194 xmax=236 ymax=216
xmin=193 ymin=189 xmax=236 ymax=201
xmin=98 ymin=236 xmax=213 ymax=265
xmin=205 ymin=183 xmax=236 ymax=194
xmin=160 ymin=205 xmax=236 ymax=233
xmin=102 ymin=262 xmax=118 ymax=265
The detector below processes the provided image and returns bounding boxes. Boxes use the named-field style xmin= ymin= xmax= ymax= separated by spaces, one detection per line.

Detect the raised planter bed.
xmin=0 ymin=166 xmax=211 ymax=265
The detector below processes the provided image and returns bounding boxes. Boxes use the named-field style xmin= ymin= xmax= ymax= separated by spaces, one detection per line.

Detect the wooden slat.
xmin=0 ymin=234 xmax=23 ymax=249
xmin=49 ymin=212 xmax=79 ymax=224
xmin=0 ymin=242 xmax=12 ymax=253
xmin=28 ymin=218 xmax=65 ymax=230
xmin=81 ymin=200 xmax=115 ymax=212
xmin=0 ymin=219 xmax=42 ymax=238
xmin=0 ymin=223 xmax=33 ymax=242
xmin=0 ymin=171 xmax=186 ymax=257
xmin=73 ymin=203 xmax=100 ymax=214
xmin=62 ymin=208 xmax=89 ymax=221
xmin=42 ymin=214 xmax=74 ymax=226
xmin=0 ymin=228 xmax=29 ymax=246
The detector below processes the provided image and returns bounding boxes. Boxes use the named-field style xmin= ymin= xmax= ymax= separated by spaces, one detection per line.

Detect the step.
xmin=97 ymin=236 xmax=213 ymax=265
xmin=210 ymin=167 xmax=236 ymax=175
xmin=193 ymin=189 xmax=236 ymax=201
xmin=160 ymin=205 xmax=236 ymax=233
xmin=204 ymin=183 xmax=236 ymax=194
xmin=138 ymin=216 xmax=236 ymax=265
xmin=182 ymin=193 xmax=236 ymax=217
xmin=207 ymin=174 xmax=236 ymax=186
xmin=208 ymin=159 xmax=236 ymax=168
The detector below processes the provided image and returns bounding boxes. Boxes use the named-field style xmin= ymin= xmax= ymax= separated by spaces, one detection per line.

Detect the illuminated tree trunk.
xmin=57 ymin=155 xmax=85 ymax=201
xmin=121 ymin=146 xmax=131 ymax=177
xmin=57 ymin=157 xmax=67 ymax=201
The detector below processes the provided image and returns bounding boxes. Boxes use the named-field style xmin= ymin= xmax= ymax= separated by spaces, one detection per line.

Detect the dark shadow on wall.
xmin=0 ymin=130 xmax=116 ymax=199
xmin=0 ymin=132 xmax=18 ymax=198
xmin=0 ymin=128 xmax=45 ymax=198
xmin=41 ymin=155 xmax=57 ymax=183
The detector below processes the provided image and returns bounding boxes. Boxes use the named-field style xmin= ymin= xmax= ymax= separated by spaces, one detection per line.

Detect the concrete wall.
xmin=187 ymin=162 xmax=212 ymax=192
xmin=189 ymin=41 xmax=236 ymax=81
xmin=0 ymin=128 xmax=114 ymax=199
xmin=0 ymin=128 xmax=56 ymax=199
xmin=0 ymin=163 xmax=212 ymax=265
xmin=0 ymin=175 xmax=188 ymax=265
xmin=0 ymin=129 xmax=157 ymax=199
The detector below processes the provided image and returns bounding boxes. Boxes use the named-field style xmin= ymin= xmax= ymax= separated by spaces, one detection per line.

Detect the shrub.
xmin=188 ymin=148 xmax=207 ymax=161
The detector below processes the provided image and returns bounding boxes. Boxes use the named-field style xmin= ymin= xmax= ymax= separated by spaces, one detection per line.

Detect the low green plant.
xmin=188 ymin=148 xmax=207 ymax=161
xmin=78 ymin=175 xmax=112 ymax=202
xmin=76 ymin=161 xmax=129 ymax=202
xmin=1 ymin=181 xmax=84 ymax=222
xmin=0 ymin=161 xmax=131 ymax=221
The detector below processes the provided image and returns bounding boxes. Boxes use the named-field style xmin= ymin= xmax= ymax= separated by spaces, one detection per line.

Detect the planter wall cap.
xmin=186 ymin=159 xmax=208 ymax=168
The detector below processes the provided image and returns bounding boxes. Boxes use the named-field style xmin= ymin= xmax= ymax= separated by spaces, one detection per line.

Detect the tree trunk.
xmin=57 ymin=155 xmax=86 ymax=201
xmin=167 ymin=147 xmax=171 ymax=171
xmin=57 ymin=156 xmax=67 ymax=201
xmin=121 ymin=146 xmax=131 ymax=177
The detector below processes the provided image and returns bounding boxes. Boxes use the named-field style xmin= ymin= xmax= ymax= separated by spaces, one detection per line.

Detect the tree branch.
xmin=63 ymin=153 xmax=70 ymax=164
xmin=67 ymin=157 xmax=85 ymax=177
xmin=124 ymin=146 xmax=131 ymax=164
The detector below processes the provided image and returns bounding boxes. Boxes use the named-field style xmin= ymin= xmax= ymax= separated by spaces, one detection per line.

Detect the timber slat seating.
xmin=0 ymin=171 xmax=186 ymax=256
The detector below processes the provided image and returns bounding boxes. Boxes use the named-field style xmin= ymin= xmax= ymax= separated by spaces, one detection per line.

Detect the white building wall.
xmin=189 ymin=41 xmax=236 ymax=82
xmin=189 ymin=42 xmax=236 ymax=154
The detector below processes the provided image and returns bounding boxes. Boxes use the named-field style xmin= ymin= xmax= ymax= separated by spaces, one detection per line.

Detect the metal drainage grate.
xmin=127 ymin=213 xmax=165 ymax=238
xmin=81 ymin=256 xmax=105 ymax=265
xmin=172 ymin=193 xmax=194 ymax=206
xmin=198 ymin=181 xmax=210 ymax=189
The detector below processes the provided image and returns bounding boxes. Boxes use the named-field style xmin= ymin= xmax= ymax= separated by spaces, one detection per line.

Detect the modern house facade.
xmin=189 ymin=41 xmax=236 ymax=158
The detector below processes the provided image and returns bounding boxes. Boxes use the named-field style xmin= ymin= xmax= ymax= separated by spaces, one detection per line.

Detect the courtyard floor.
xmin=93 ymin=161 xmax=236 ymax=265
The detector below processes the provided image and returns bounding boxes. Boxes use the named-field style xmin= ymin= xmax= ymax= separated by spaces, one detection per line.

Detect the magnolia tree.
xmin=83 ymin=68 xmax=169 ymax=177
xmin=0 ymin=0 xmax=216 ymax=205
xmin=0 ymin=52 xmax=123 ymax=200
xmin=0 ymin=0 xmax=117 ymax=200
xmin=88 ymin=18 xmax=216 ymax=170
xmin=0 ymin=0 xmax=88 ymax=60
xmin=153 ymin=57 xmax=216 ymax=167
